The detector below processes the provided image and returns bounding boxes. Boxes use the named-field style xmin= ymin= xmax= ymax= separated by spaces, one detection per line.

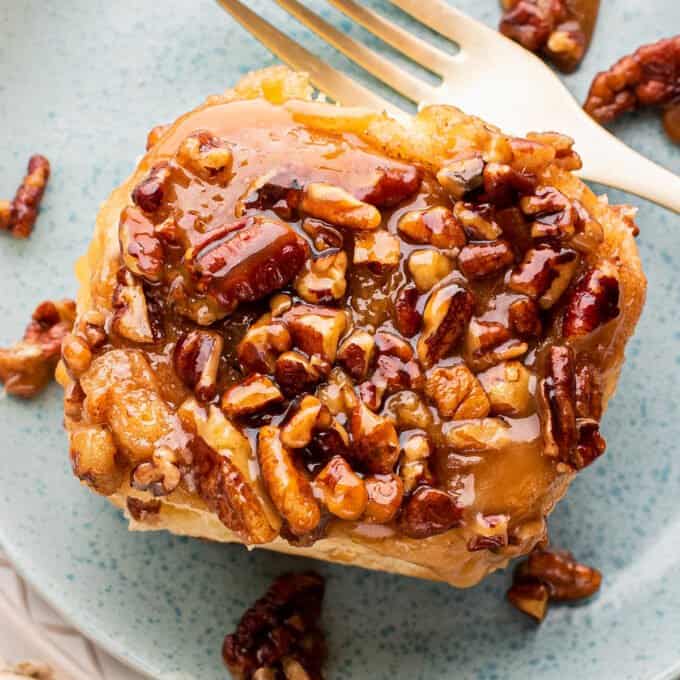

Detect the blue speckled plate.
xmin=1 ymin=1 xmax=679 ymax=679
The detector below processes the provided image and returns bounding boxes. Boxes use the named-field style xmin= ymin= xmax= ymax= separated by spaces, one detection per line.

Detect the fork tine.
xmin=274 ymin=0 xmax=435 ymax=103
xmin=215 ymin=0 xmax=399 ymax=114
xmin=327 ymin=0 xmax=452 ymax=76
xmin=386 ymin=0 xmax=494 ymax=48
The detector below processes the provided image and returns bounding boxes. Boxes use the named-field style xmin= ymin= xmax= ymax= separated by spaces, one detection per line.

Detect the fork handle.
xmin=574 ymin=113 xmax=680 ymax=214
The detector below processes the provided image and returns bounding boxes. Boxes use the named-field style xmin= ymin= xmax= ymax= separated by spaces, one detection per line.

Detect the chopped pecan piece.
xmin=238 ymin=314 xmax=292 ymax=375
xmin=353 ymin=231 xmax=400 ymax=272
xmin=444 ymin=417 xmax=514 ymax=452
xmin=350 ymin=401 xmax=399 ymax=474
xmin=336 ymin=330 xmax=375 ymax=381
xmin=111 ymin=269 xmax=158 ymax=344
xmin=146 ymin=123 xmax=169 ymax=150
xmin=467 ymin=513 xmax=509 ymax=552
xmin=275 ymin=351 xmax=327 ymax=398
xmin=526 ymin=132 xmax=582 ymax=171
xmin=397 ymin=206 xmax=466 ymax=249
xmin=563 ymin=265 xmax=620 ymax=337
xmin=425 ymin=364 xmax=490 ymax=419
xmin=519 ymin=186 xmax=578 ymax=240
xmin=222 ymin=374 xmax=284 ymax=418
xmin=131 ymin=162 xmax=171 ymax=214
xmin=584 ymin=36 xmax=680 ymax=143
xmin=393 ymin=283 xmax=423 ymax=338
xmin=0 ymin=299 xmax=75 ymax=397
xmin=398 ymin=487 xmax=463 ymax=539
xmin=314 ymin=455 xmax=367 ymax=520
xmin=270 ymin=293 xmax=293 ymax=317
xmin=315 ymin=367 xmax=358 ymax=417
xmin=173 ymin=329 xmax=223 ymax=402
xmin=417 ymin=283 xmax=475 ymax=367
xmin=236 ymin=168 xmax=303 ymax=221
xmin=407 ymin=249 xmax=454 ymax=292
xmin=453 ymin=201 xmax=502 ymax=240
xmin=464 ymin=317 xmax=528 ymax=371
xmin=478 ymin=361 xmax=533 ymax=417
xmin=176 ymin=130 xmax=233 ymax=181
xmin=482 ymin=162 xmax=537 ymax=206
xmin=283 ymin=304 xmax=347 ymax=364
xmin=436 ymin=154 xmax=485 ymax=200
xmin=118 ymin=206 xmax=165 ymax=282
xmin=363 ymin=474 xmax=404 ymax=523
xmin=126 ymin=496 xmax=162 ymax=522
xmin=508 ymin=297 xmax=542 ymax=337
xmin=458 ymin=240 xmax=514 ymax=280
xmin=573 ymin=417 xmax=606 ymax=469
xmin=508 ymin=244 xmax=579 ymax=309
xmin=357 ymin=163 xmax=422 ymax=207
xmin=131 ymin=446 xmax=181 ymax=496
xmin=69 ymin=424 xmax=123 ymax=495
xmin=574 ymin=360 xmax=602 ymax=420
xmin=294 ymin=250 xmax=348 ymax=303
xmin=506 ymin=581 xmax=550 ymax=622
xmin=399 ymin=431 xmax=435 ymax=491
xmin=300 ymin=182 xmax=381 ymax=230
xmin=258 ymin=426 xmax=321 ymax=536
xmin=0 ymin=154 xmax=50 ymax=238
xmin=384 ymin=390 xmax=433 ymax=431
xmin=186 ymin=217 xmax=310 ymax=313
xmin=222 ymin=572 xmax=326 ymax=680
xmin=301 ymin=218 xmax=344 ymax=251
xmin=281 ymin=395 xmax=331 ymax=449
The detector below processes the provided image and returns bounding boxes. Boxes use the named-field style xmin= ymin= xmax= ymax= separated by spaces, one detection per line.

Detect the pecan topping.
xmin=417 ymin=283 xmax=475 ymax=367
xmin=118 ymin=206 xmax=165 ymax=282
xmin=222 ymin=572 xmax=326 ymax=680
xmin=357 ymin=163 xmax=422 ymax=207
xmin=186 ymin=217 xmax=310 ymax=313
xmin=350 ymin=401 xmax=399 ymax=474
xmin=301 ymin=218 xmax=344 ymax=251
xmin=111 ymin=269 xmax=159 ymax=344
xmin=238 ymin=314 xmax=292 ymax=375
xmin=464 ymin=317 xmax=528 ymax=371
xmin=258 ymin=426 xmax=321 ymax=537
xmin=173 ymin=330 xmax=223 ymax=402
xmin=131 ymin=446 xmax=181 ymax=496
xmin=294 ymin=250 xmax=348 ymax=304
xmin=482 ymin=162 xmax=537 ymax=206
xmin=61 ymin=334 xmax=93 ymax=377
xmin=399 ymin=432 xmax=434 ymax=493
xmin=398 ymin=487 xmax=463 ymax=539
xmin=314 ymin=455 xmax=367 ymax=520
xmin=508 ymin=297 xmax=542 ymax=337
xmin=131 ymin=162 xmax=171 ymax=214
xmin=453 ymin=201 xmax=502 ymax=240
xmin=526 ymin=131 xmax=582 ymax=171
xmin=280 ymin=395 xmax=331 ymax=449
xmin=584 ymin=36 xmax=680 ymax=143
xmin=222 ymin=374 xmax=284 ymax=418
xmin=363 ymin=473 xmax=404 ymax=523
xmin=407 ymin=250 xmax=454 ymax=293
xmin=458 ymin=240 xmax=514 ymax=280
xmin=337 ymin=330 xmax=375 ymax=381
xmin=283 ymin=304 xmax=347 ymax=364
xmin=0 ymin=299 xmax=75 ymax=398
xmin=126 ymin=496 xmax=162 ymax=522
xmin=508 ymin=244 xmax=579 ymax=309
xmin=0 ymin=154 xmax=50 ymax=238
xmin=478 ymin=361 xmax=533 ymax=417
xmin=444 ymin=417 xmax=514 ymax=452
xmin=176 ymin=130 xmax=233 ymax=181
xmin=467 ymin=513 xmax=509 ymax=552
xmin=146 ymin=123 xmax=170 ymax=150
xmin=275 ymin=351 xmax=327 ymax=398
xmin=69 ymin=425 xmax=123 ymax=496
xmin=563 ymin=265 xmax=620 ymax=337
xmin=574 ymin=360 xmax=602 ymax=420
xmin=300 ymin=182 xmax=381 ymax=230
xmin=397 ymin=206 xmax=466 ymax=249
xmin=425 ymin=364 xmax=490 ymax=419
xmin=508 ymin=548 xmax=602 ymax=621
xmin=436 ymin=154 xmax=485 ymax=200
xmin=393 ymin=283 xmax=423 ymax=338
xmin=353 ymin=231 xmax=401 ymax=272
xmin=519 ymin=186 xmax=578 ymax=240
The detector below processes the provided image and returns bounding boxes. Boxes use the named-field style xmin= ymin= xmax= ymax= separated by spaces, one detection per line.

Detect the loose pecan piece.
xmin=283 ymin=304 xmax=347 ymax=364
xmin=258 ymin=426 xmax=321 ymax=536
xmin=363 ymin=473 xmax=404 ymax=523
xmin=425 ymin=364 xmax=490 ymax=419
xmin=563 ymin=265 xmax=620 ymax=337
xmin=314 ymin=455 xmax=367 ymax=520
xmin=111 ymin=269 xmax=158 ymax=344
xmin=393 ymin=283 xmax=423 ymax=338
xmin=508 ymin=244 xmax=579 ymax=309
xmin=222 ymin=572 xmax=326 ymax=680
xmin=357 ymin=163 xmax=422 ymax=207
xmin=186 ymin=217 xmax=310 ymax=313
xmin=336 ymin=330 xmax=375 ymax=381
xmin=417 ymin=283 xmax=475 ymax=367
xmin=131 ymin=162 xmax=171 ymax=214
xmin=131 ymin=446 xmax=181 ymax=496
xmin=506 ymin=580 xmax=550 ymax=622
xmin=353 ymin=231 xmax=401 ymax=272
xmin=300 ymin=182 xmax=381 ymax=230
xmin=350 ymin=401 xmax=399 ymax=474
xmin=173 ymin=329 xmax=223 ymax=402
xmin=222 ymin=374 xmax=284 ymax=418
xmin=0 ymin=154 xmax=50 ymax=238
xmin=458 ymin=240 xmax=514 ymax=280
xmin=407 ymin=250 xmax=454 ymax=293
xmin=176 ymin=130 xmax=233 ymax=181
xmin=397 ymin=206 xmax=466 ymax=249
xmin=118 ymin=206 xmax=165 ymax=282
xmin=0 ymin=299 xmax=75 ymax=397
xmin=436 ymin=154 xmax=485 ymax=200
xmin=275 ymin=350 xmax=327 ymax=398
xmin=398 ymin=487 xmax=463 ymax=539
xmin=294 ymin=250 xmax=348 ymax=304
xmin=238 ymin=314 xmax=292 ymax=375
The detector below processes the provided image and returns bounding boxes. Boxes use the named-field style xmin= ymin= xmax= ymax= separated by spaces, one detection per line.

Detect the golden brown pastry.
xmin=58 ymin=66 xmax=646 ymax=587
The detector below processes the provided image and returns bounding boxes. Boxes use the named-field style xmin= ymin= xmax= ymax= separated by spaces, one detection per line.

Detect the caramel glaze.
xmin=79 ymin=99 xmax=622 ymax=558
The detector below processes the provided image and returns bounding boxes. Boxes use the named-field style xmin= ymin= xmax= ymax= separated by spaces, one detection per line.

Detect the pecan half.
xmin=300 ymin=182 xmax=381 ymax=230
xmin=275 ymin=350 xmax=327 ymax=398
xmin=393 ymin=283 xmax=423 ymax=338
xmin=397 ymin=206 xmax=466 ymax=249
xmin=0 ymin=154 xmax=50 ymax=238
xmin=407 ymin=250 xmax=454 ymax=293
xmin=436 ymin=154 xmax=485 ymax=200
xmin=563 ymin=265 xmax=620 ymax=337
xmin=131 ymin=162 xmax=171 ymax=214
xmin=222 ymin=374 xmax=284 ymax=418
xmin=425 ymin=364 xmax=490 ymax=419
xmin=314 ymin=455 xmax=367 ymax=520
xmin=222 ymin=572 xmax=326 ymax=680
xmin=131 ymin=446 xmax=181 ymax=496
xmin=350 ymin=401 xmax=399 ymax=474
xmin=398 ymin=487 xmax=463 ymax=539
xmin=238 ymin=314 xmax=292 ymax=375
xmin=176 ymin=130 xmax=233 ymax=181
xmin=118 ymin=206 xmax=165 ymax=282
xmin=186 ymin=217 xmax=310 ymax=313
xmin=417 ymin=283 xmax=475 ymax=367
xmin=111 ymin=269 xmax=158 ymax=344
xmin=294 ymin=250 xmax=348 ymax=304
xmin=353 ymin=231 xmax=401 ymax=272
xmin=258 ymin=426 xmax=321 ymax=536
xmin=173 ymin=329 xmax=223 ymax=401
xmin=0 ymin=299 xmax=75 ymax=398
xmin=363 ymin=473 xmax=404 ymax=523
xmin=458 ymin=240 xmax=514 ymax=280
xmin=283 ymin=304 xmax=347 ymax=364
xmin=508 ymin=244 xmax=579 ymax=309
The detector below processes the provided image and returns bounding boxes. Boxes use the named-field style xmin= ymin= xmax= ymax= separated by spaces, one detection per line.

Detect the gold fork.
xmin=216 ymin=0 xmax=680 ymax=214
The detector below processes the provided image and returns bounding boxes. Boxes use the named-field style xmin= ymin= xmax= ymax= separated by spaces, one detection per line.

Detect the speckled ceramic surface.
xmin=0 ymin=1 xmax=679 ymax=679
